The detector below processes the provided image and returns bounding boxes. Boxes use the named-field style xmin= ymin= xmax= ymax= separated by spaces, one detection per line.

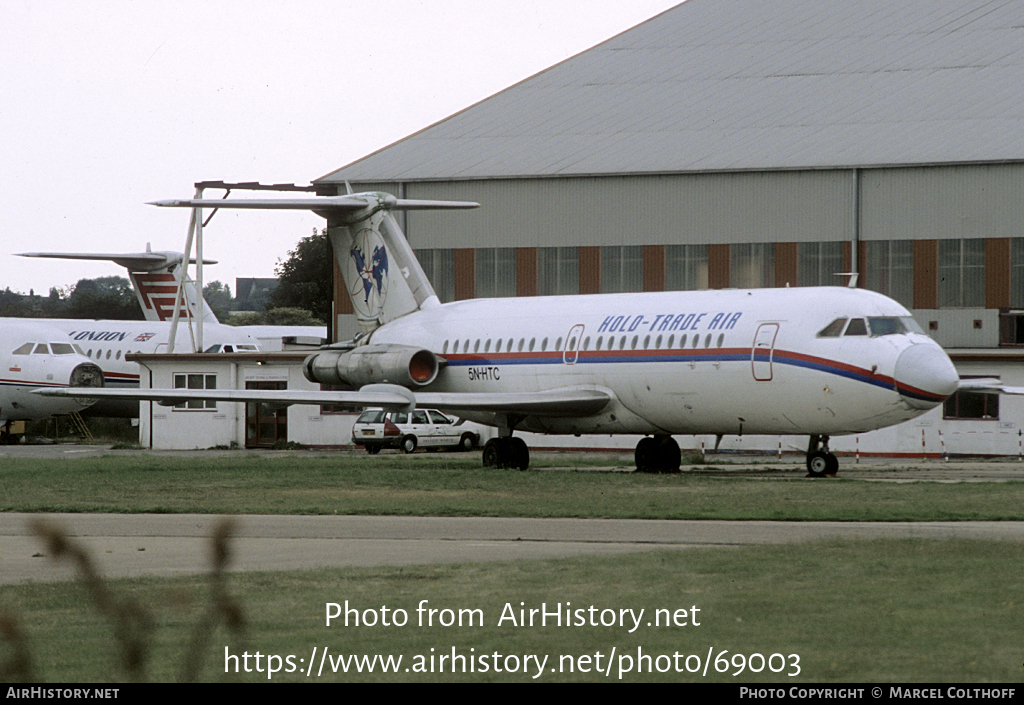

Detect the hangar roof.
xmin=319 ymin=0 xmax=1024 ymax=182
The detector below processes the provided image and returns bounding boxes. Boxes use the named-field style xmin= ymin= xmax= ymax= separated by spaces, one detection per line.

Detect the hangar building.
xmin=304 ymin=0 xmax=1024 ymax=457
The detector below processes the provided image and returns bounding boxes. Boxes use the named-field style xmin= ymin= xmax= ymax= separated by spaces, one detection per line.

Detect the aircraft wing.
xmin=33 ymin=385 xmax=611 ymax=416
xmin=956 ymin=378 xmax=1024 ymax=395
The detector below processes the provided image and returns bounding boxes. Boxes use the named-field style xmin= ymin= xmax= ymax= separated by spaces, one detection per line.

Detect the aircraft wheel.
xmin=806 ymin=450 xmax=830 ymax=478
xmin=634 ymin=437 xmax=658 ymax=473
xmin=482 ymin=438 xmax=503 ymax=467
xmin=401 ymin=435 xmax=418 ymax=454
xmin=510 ymin=437 xmax=530 ymax=471
xmin=824 ymin=452 xmax=840 ymax=476
xmin=657 ymin=436 xmax=682 ymax=473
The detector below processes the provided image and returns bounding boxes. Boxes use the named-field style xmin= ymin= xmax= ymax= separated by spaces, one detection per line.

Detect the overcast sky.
xmin=0 ymin=0 xmax=680 ymax=298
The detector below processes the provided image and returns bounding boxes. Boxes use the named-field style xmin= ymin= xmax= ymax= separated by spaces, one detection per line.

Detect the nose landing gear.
xmin=806 ymin=434 xmax=839 ymax=477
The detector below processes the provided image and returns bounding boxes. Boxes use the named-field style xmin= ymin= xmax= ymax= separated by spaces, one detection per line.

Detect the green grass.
xmin=2 ymin=452 xmax=1024 ymax=520
xmin=4 ymin=539 xmax=1023 ymax=682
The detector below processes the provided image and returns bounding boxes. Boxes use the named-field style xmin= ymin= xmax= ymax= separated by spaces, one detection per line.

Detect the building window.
xmin=865 ymin=240 xmax=913 ymax=309
xmin=943 ymin=381 xmax=999 ymax=420
xmin=731 ymin=243 xmax=774 ymax=289
xmin=173 ymin=373 xmax=216 ymax=410
xmin=319 ymin=383 xmax=354 ymax=415
xmin=938 ymin=239 xmax=985 ymax=308
xmin=600 ymin=246 xmax=643 ymax=294
xmin=665 ymin=245 xmax=708 ymax=291
xmin=538 ymin=247 xmax=578 ymax=296
xmin=476 ymin=248 xmax=517 ymax=298
xmin=415 ymin=249 xmax=455 ymax=303
xmin=798 ymin=241 xmax=845 ymax=287
xmin=1010 ymin=238 xmax=1024 ymax=308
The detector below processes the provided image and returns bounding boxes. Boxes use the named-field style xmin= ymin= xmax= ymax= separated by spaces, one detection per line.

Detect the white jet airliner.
xmin=0 ymin=319 xmax=103 ymax=440
xmin=38 ymin=190 xmax=962 ymax=475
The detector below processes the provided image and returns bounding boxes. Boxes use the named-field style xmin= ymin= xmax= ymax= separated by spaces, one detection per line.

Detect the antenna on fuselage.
xmin=837 ymin=272 xmax=860 ymax=288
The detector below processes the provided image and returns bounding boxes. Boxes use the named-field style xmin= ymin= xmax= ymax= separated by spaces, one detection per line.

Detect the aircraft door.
xmin=752 ymin=323 xmax=779 ymax=381
xmin=563 ymin=325 xmax=585 ymax=365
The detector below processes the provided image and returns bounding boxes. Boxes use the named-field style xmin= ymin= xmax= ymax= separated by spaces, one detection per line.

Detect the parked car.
xmin=351 ymin=408 xmax=480 ymax=454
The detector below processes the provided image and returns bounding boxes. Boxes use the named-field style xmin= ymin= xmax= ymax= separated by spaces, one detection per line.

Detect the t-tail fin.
xmin=18 ymin=246 xmax=220 ymax=324
xmin=149 ymin=191 xmax=479 ymax=335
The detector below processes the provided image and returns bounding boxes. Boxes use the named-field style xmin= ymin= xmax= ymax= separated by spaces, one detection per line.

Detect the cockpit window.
xmin=33 ymin=343 xmax=50 ymax=354
xmin=50 ymin=343 xmax=75 ymax=355
xmin=817 ymin=318 xmax=847 ymax=337
xmin=844 ymin=318 xmax=868 ymax=336
xmin=868 ymin=316 xmax=925 ymax=335
xmin=12 ymin=343 xmax=33 ymax=355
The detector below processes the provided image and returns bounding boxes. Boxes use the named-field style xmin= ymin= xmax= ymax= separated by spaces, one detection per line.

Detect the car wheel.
xmin=366 ymin=445 xmax=381 ymax=455
xmin=401 ymin=435 xmax=417 ymax=454
xmin=459 ymin=433 xmax=476 ymax=452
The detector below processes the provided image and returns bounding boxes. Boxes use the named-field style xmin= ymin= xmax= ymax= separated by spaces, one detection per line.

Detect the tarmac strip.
xmin=3 ymin=513 xmax=1024 ymax=585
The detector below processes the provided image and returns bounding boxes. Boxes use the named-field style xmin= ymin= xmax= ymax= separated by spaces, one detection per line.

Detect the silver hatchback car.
xmin=351 ymin=408 xmax=480 ymax=454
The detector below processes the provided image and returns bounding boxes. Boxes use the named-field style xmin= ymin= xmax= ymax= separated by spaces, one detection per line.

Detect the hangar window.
xmin=601 ymin=246 xmax=644 ymax=294
xmin=731 ymin=244 xmax=774 ymax=289
xmin=476 ymin=248 xmax=517 ymax=298
xmin=865 ymin=241 xmax=913 ymax=309
xmin=538 ymin=247 xmax=579 ymax=296
xmin=798 ymin=242 xmax=844 ymax=287
xmin=665 ymin=245 xmax=709 ymax=291
xmin=173 ymin=373 xmax=217 ymax=411
xmin=944 ymin=379 xmax=999 ymax=421
xmin=938 ymin=239 xmax=985 ymax=308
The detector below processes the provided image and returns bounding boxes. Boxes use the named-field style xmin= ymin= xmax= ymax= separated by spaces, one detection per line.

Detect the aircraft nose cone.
xmin=894 ymin=344 xmax=958 ymax=409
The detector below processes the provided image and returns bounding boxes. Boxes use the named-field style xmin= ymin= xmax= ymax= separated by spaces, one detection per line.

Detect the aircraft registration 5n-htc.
xmin=39 ymin=190 xmax=963 ymax=475
xmin=0 ymin=319 xmax=103 ymax=439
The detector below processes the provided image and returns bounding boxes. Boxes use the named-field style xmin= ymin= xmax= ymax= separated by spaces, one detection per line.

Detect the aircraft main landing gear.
xmin=806 ymin=434 xmax=839 ymax=477
xmin=634 ymin=435 xmax=681 ymax=473
xmin=483 ymin=437 xmax=530 ymax=470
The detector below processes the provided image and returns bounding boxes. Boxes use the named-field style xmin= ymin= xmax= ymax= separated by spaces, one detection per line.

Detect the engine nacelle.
xmin=303 ymin=344 xmax=441 ymax=389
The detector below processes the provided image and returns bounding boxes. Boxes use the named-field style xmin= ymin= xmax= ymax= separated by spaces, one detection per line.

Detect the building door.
xmin=245 ymin=381 xmax=287 ymax=448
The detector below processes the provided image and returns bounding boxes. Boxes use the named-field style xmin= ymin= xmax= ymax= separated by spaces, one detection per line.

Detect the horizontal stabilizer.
xmin=18 ymin=251 xmax=217 ymax=270
xmin=148 ymin=194 xmax=479 ymax=212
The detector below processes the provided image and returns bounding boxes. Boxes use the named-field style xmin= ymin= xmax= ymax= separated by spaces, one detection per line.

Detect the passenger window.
xmin=555 ymin=337 xmax=563 ymax=350
xmin=484 ymin=339 xmax=491 ymax=353
xmin=412 ymin=411 xmax=429 ymax=424
xmin=844 ymin=318 xmax=868 ymax=336
xmin=631 ymin=336 xmax=639 ymax=350
xmin=717 ymin=334 xmax=724 ymax=348
xmin=442 ymin=340 xmax=449 ymax=354
xmin=818 ymin=318 xmax=847 ymax=337
xmin=474 ymin=340 xmax=480 ymax=353
xmin=541 ymin=338 xmax=548 ymax=352
xmin=668 ymin=335 xmax=676 ymax=348
xmin=704 ymin=334 xmax=711 ymax=348
xmin=391 ymin=412 xmax=408 ymax=424
xmin=583 ymin=336 xmax=590 ymax=350
xmin=679 ymin=334 xmax=686 ymax=347
xmin=643 ymin=335 xmax=650 ymax=348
